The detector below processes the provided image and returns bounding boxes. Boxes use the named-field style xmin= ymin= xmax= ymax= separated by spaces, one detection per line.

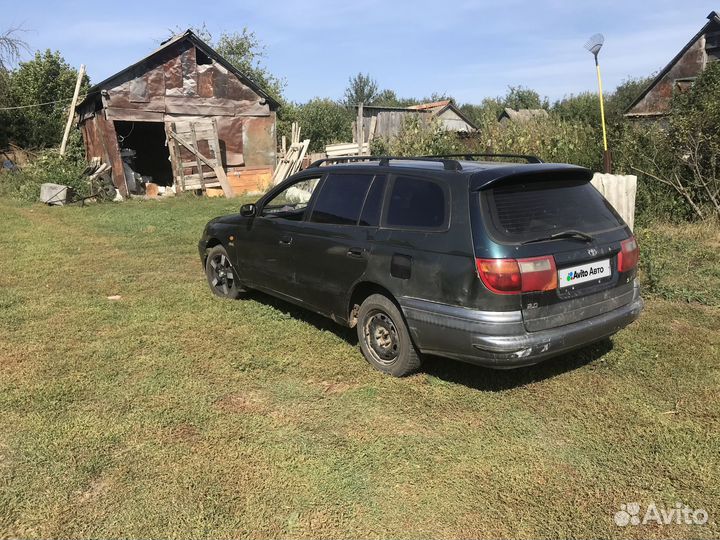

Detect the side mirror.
xmin=240 ymin=203 xmax=256 ymax=217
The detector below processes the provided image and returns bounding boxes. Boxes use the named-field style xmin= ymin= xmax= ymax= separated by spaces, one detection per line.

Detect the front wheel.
xmin=356 ymin=294 xmax=422 ymax=376
xmin=205 ymin=245 xmax=243 ymax=299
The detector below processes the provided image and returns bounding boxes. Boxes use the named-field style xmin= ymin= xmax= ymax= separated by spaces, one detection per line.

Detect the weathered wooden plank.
xmin=60 ymin=64 xmax=86 ymax=156
xmin=104 ymin=108 xmax=165 ymax=122
xmin=190 ymin=122 xmax=206 ymax=192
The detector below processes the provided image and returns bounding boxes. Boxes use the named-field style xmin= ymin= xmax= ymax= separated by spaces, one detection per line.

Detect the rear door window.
xmin=310 ymin=173 xmax=375 ymax=225
xmin=358 ymin=175 xmax=387 ymax=227
xmin=481 ymin=178 xmax=624 ymax=242
xmin=384 ymin=175 xmax=447 ymax=229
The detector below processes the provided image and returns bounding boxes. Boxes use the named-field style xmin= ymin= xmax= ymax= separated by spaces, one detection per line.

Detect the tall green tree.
xmin=296 ymin=98 xmax=353 ymax=152
xmin=502 ymin=86 xmax=549 ymax=110
xmin=343 ymin=73 xmax=379 ymax=106
xmin=5 ymin=50 xmax=89 ymax=148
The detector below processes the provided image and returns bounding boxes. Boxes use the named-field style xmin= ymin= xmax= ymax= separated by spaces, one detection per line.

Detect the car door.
xmin=241 ymin=175 xmax=322 ymax=301
xmin=290 ymin=172 xmax=386 ymax=319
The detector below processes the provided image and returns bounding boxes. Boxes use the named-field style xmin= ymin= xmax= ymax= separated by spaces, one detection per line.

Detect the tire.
xmin=204 ymin=245 xmax=243 ymax=299
xmin=356 ymin=294 xmax=422 ymax=376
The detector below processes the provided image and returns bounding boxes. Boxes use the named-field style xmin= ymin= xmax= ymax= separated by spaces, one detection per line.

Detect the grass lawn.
xmin=0 ymin=196 xmax=718 ymax=539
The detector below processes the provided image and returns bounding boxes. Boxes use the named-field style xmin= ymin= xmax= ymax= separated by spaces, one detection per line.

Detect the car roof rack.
xmin=307 ymin=155 xmax=463 ymax=171
xmin=425 ymin=153 xmax=544 ymax=164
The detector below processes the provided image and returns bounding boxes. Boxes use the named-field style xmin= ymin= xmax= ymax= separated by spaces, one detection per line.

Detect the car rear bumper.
xmin=399 ymin=281 xmax=643 ymax=369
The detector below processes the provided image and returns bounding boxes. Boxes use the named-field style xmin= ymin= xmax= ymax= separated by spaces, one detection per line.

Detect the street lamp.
xmin=585 ymin=33 xmax=611 ymax=173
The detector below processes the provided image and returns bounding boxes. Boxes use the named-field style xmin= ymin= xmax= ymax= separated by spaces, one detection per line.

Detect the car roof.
xmin=308 ymin=159 xmax=592 ymax=190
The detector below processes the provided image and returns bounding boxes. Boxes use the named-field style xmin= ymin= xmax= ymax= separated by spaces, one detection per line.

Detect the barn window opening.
xmin=114 ymin=121 xmax=174 ymax=192
xmin=196 ymin=47 xmax=213 ymax=65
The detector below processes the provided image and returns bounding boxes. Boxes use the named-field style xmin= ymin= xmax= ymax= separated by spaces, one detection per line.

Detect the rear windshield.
xmin=480 ymin=178 xmax=624 ymax=242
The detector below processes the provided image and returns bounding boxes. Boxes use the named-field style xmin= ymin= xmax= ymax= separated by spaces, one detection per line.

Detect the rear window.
xmin=481 ymin=178 xmax=624 ymax=242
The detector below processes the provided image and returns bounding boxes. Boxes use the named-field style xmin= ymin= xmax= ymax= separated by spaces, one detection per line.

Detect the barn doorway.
xmin=114 ymin=121 xmax=174 ymax=188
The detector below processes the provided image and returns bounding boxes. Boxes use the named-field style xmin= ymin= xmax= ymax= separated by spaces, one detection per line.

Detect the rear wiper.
xmin=521 ymin=230 xmax=594 ymax=245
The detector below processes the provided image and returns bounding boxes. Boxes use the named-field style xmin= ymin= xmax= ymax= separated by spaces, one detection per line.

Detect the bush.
xmin=373 ymin=115 xmax=461 ymax=156
xmin=294 ymin=99 xmax=353 ymax=153
xmin=614 ymin=62 xmax=720 ymax=221
xmin=0 ymin=135 xmax=89 ymax=202
xmin=466 ymin=115 xmax=602 ymax=170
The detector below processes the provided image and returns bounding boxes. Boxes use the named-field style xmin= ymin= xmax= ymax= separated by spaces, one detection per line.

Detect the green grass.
xmin=0 ymin=196 xmax=718 ymax=539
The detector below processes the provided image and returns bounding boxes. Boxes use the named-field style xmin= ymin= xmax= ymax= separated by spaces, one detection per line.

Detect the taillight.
xmin=476 ymin=255 xmax=557 ymax=294
xmin=618 ymin=236 xmax=639 ymax=272
xmin=517 ymin=256 xmax=558 ymax=292
xmin=476 ymin=258 xmax=521 ymax=294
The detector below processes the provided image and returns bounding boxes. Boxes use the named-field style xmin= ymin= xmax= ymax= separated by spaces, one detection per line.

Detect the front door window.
xmin=261 ymin=177 xmax=321 ymax=221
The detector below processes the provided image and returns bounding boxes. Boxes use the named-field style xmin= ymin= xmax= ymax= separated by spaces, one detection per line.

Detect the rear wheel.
xmin=205 ymin=245 xmax=243 ymax=299
xmin=357 ymin=294 xmax=421 ymax=376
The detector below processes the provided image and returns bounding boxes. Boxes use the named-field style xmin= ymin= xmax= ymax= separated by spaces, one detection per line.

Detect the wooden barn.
xmin=75 ymin=30 xmax=279 ymax=198
xmin=355 ymin=100 xmax=477 ymax=141
xmin=625 ymin=11 xmax=720 ymax=118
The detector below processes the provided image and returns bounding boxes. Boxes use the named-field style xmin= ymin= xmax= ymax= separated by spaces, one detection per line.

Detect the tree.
xmin=665 ymin=62 xmax=720 ymax=217
xmin=343 ymin=73 xmax=379 ymax=106
xmin=605 ymin=75 xmax=654 ymax=122
xmin=459 ymin=97 xmax=504 ymax=128
xmin=552 ymin=92 xmax=601 ymax=126
xmin=296 ymin=98 xmax=353 ymax=152
xmin=0 ymin=26 xmax=28 ymax=71
xmin=502 ymin=86 xmax=549 ymax=110
xmin=170 ymin=24 xmax=285 ymax=102
xmin=4 ymin=50 xmax=89 ymax=148
xmin=616 ymin=63 xmax=720 ymax=219
xmin=214 ymin=29 xmax=285 ymax=102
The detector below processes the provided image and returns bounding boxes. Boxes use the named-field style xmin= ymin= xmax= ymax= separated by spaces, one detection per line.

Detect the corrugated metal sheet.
xmin=76 ymin=31 xmax=277 ymax=197
xmin=591 ymin=173 xmax=637 ymax=231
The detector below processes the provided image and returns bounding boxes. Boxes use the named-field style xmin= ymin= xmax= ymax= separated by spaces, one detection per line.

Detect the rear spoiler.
xmin=470 ymin=164 xmax=593 ymax=191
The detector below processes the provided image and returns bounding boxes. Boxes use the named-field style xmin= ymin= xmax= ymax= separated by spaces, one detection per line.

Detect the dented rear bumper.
xmin=399 ymin=281 xmax=644 ymax=369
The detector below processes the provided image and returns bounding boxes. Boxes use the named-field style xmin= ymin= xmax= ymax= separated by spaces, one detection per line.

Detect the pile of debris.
xmin=1 ymin=144 xmax=32 ymax=173
xmin=272 ymin=122 xmax=310 ymax=185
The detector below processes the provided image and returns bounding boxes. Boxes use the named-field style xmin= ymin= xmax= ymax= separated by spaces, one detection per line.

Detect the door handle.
xmin=279 ymin=235 xmax=293 ymax=246
xmin=347 ymin=247 xmax=364 ymax=258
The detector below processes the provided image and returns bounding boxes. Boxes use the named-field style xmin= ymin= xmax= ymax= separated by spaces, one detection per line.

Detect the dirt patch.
xmin=310 ymin=379 xmax=357 ymax=395
xmin=167 ymin=423 xmax=201 ymax=443
xmin=77 ymin=476 xmax=113 ymax=504
xmin=213 ymin=392 xmax=268 ymax=413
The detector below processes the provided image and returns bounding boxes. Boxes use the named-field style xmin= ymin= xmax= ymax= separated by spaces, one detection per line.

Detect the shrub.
xmin=466 ymin=116 xmax=602 ymax=170
xmin=0 ymin=133 xmax=89 ymax=202
xmin=374 ymin=115 xmax=461 ymax=157
xmin=614 ymin=62 xmax=720 ymax=221
xmin=285 ymin=99 xmax=352 ymax=153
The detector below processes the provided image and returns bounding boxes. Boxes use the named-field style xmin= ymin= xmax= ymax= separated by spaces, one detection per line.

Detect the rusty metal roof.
xmin=407 ymin=100 xmax=451 ymax=111
xmin=356 ymin=100 xmax=477 ymax=130
xmin=624 ymin=11 xmax=719 ymax=116
xmin=78 ymin=30 xmax=280 ymax=110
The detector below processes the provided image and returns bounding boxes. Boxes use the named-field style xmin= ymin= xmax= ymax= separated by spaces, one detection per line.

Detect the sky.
xmin=3 ymin=0 xmax=718 ymax=104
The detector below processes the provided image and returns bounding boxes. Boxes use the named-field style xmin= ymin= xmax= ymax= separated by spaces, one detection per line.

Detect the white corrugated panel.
xmin=591 ymin=173 xmax=637 ymax=231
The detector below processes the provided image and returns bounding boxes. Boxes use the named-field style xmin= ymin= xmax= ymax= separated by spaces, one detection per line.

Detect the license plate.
xmin=559 ymin=258 xmax=611 ymax=288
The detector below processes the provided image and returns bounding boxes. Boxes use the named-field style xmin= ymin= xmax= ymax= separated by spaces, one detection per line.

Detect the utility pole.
xmin=60 ymin=64 xmax=85 ymax=156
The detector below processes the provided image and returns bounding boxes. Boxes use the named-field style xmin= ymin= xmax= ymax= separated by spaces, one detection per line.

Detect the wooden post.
xmin=603 ymin=150 xmax=612 ymax=174
xmin=189 ymin=123 xmax=206 ymax=193
xmin=356 ymin=102 xmax=364 ymax=155
xmin=60 ymin=64 xmax=85 ymax=156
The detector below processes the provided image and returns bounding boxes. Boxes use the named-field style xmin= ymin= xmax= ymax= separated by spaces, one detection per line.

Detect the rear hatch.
xmin=473 ymin=170 xmax=638 ymax=332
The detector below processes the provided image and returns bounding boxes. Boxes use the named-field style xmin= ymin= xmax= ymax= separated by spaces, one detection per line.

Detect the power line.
xmin=0 ymin=92 xmax=95 ymax=111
